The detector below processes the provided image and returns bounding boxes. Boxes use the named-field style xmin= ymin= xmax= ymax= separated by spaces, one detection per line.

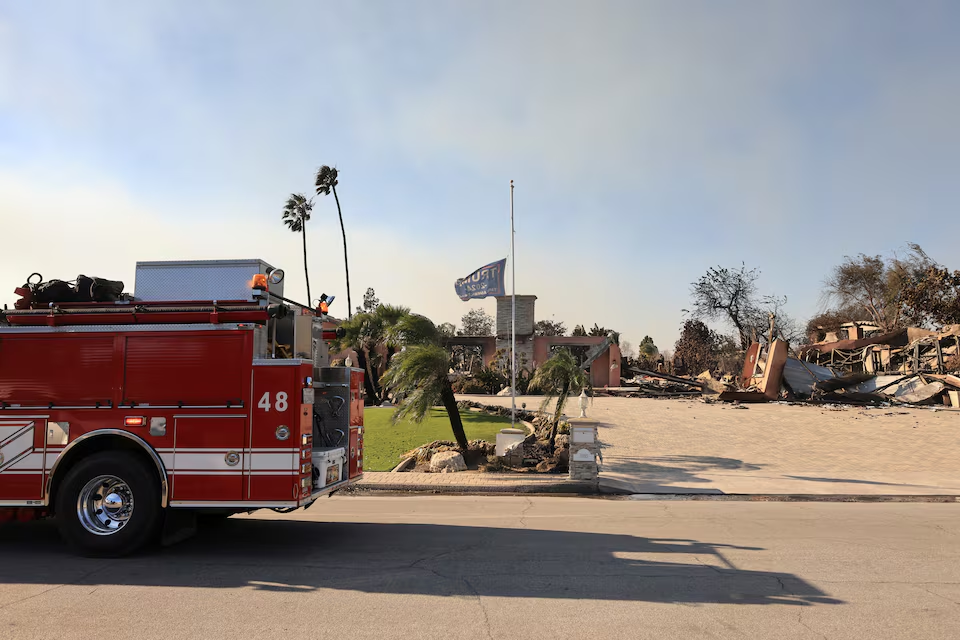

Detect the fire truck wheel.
xmin=55 ymin=451 xmax=163 ymax=557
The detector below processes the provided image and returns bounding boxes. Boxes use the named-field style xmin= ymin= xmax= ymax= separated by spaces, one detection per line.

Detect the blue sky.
xmin=1 ymin=1 xmax=958 ymax=353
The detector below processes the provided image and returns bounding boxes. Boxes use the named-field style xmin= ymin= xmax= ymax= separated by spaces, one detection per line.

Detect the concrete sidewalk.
xmin=355 ymin=471 xmax=596 ymax=494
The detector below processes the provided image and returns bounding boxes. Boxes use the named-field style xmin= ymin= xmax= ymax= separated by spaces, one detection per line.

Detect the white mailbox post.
xmin=496 ymin=428 xmax=526 ymax=456
xmin=567 ymin=419 xmax=600 ymax=483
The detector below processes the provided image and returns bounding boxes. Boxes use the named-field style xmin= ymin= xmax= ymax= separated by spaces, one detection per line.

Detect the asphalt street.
xmin=2 ymin=496 xmax=959 ymax=639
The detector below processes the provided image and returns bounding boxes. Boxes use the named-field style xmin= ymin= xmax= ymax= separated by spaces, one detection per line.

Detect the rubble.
xmin=609 ymin=367 xmax=709 ymax=397
xmin=799 ymin=324 xmax=960 ymax=376
xmin=717 ymin=334 xmax=960 ymax=407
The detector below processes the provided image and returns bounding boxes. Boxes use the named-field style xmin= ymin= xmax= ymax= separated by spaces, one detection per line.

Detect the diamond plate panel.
xmin=134 ymin=259 xmax=283 ymax=302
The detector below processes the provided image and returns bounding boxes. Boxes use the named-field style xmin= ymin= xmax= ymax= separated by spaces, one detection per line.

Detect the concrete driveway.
xmin=460 ymin=394 xmax=960 ymax=495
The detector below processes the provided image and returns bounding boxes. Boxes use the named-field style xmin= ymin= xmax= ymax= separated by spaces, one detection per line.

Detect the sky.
xmin=1 ymin=1 xmax=958 ymax=353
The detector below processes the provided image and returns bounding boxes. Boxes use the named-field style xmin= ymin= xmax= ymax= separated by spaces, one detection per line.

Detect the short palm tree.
xmin=374 ymin=303 xmax=411 ymax=368
xmin=528 ymin=348 xmax=589 ymax=450
xmin=330 ymin=311 xmax=384 ymax=402
xmin=380 ymin=343 xmax=469 ymax=451
xmin=281 ymin=193 xmax=314 ymax=305
xmin=330 ymin=304 xmax=413 ymax=404
xmin=316 ymin=165 xmax=352 ymax=317
xmin=386 ymin=312 xmax=438 ymax=352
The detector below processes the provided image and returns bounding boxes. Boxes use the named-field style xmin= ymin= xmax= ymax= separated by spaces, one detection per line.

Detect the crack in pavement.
xmin=797 ymin=606 xmax=827 ymax=640
xmin=518 ymin=497 xmax=533 ymax=529
xmin=462 ymin=577 xmax=494 ymax=640
xmin=0 ymin=563 xmax=112 ymax=611
xmin=919 ymin=586 xmax=960 ymax=607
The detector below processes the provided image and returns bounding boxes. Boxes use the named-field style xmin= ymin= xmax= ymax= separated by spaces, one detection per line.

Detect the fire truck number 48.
xmin=257 ymin=392 xmax=289 ymax=412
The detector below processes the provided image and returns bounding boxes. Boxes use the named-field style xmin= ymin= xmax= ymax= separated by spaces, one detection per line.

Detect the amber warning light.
xmin=124 ymin=417 xmax=145 ymax=427
xmin=249 ymin=274 xmax=268 ymax=291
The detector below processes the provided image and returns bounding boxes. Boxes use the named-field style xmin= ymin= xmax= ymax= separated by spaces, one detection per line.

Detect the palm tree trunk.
xmin=385 ymin=345 xmax=396 ymax=368
xmin=301 ymin=225 xmax=311 ymax=305
xmin=440 ymin=383 xmax=469 ymax=451
xmin=549 ymin=382 xmax=570 ymax=450
xmin=332 ymin=185 xmax=352 ymax=318
xmin=354 ymin=349 xmax=377 ymax=404
xmin=363 ymin=347 xmax=382 ymax=403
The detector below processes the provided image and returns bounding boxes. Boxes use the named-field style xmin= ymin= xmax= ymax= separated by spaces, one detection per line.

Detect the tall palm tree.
xmin=281 ymin=193 xmax=314 ymax=304
xmin=315 ymin=165 xmax=352 ymax=317
xmin=380 ymin=342 xmax=469 ymax=451
xmin=528 ymin=349 xmax=589 ymax=450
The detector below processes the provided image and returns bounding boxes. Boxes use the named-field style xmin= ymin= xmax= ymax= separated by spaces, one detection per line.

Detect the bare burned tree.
xmin=688 ymin=265 xmax=760 ymax=349
xmin=822 ymin=253 xmax=903 ymax=331
xmin=818 ymin=244 xmax=957 ymax=332
xmin=896 ymin=245 xmax=960 ymax=328
xmin=689 ymin=265 xmax=798 ymax=349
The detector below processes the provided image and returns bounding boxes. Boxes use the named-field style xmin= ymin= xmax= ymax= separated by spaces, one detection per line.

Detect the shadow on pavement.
xmin=0 ymin=516 xmax=841 ymax=607
xmin=601 ymin=455 xmax=764 ymax=491
xmin=784 ymin=475 xmax=954 ymax=490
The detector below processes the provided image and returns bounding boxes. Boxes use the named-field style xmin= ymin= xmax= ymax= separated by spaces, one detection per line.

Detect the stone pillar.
xmin=495 ymin=295 xmax=537 ymax=371
xmin=567 ymin=418 xmax=600 ymax=484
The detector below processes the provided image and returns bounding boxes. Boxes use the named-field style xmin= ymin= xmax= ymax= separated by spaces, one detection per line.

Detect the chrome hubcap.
xmin=77 ymin=475 xmax=135 ymax=536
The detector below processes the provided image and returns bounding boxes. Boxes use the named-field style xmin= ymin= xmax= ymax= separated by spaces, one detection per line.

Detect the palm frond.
xmin=315 ymin=165 xmax=339 ymax=196
xmin=375 ymin=303 xmax=411 ymax=326
xmin=380 ymin=344 xmax=450 ymax=424
xmin=281 ymin=193 xmax=312 ymax=232
xmin=386 ymin=313 xmax=438 ymax=348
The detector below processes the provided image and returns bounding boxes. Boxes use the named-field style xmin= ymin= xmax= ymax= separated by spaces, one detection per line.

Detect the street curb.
xmin=344 ymin=481 xmax=600 ymax=496
xmin=618 ymin=493 xmax=960 ymax=502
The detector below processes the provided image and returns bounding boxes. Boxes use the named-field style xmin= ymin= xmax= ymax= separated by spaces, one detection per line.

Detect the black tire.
xmin=55 ymin=451 xmax=163 ymax=557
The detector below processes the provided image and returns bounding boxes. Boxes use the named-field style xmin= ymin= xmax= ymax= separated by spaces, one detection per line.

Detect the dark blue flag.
xmin=455 ymin=258 xmax=507 ymax=301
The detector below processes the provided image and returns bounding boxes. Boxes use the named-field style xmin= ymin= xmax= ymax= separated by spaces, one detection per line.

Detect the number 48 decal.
xmin=258 ymin=391 xmax=289 ymax=412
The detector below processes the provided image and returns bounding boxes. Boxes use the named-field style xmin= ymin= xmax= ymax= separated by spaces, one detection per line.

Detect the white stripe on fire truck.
xmin=249 ymin=452 xmax=298 ymax=471
xmin=0 ymin=428 xmax=35 ymax=471
xmin=171 ymin=470 xmax=244 ymax=475
xmin=155 ymin=448 xmax=298 ymax=454
xmin=172 ymin=471 xmax=295 ymax=476
xmin=0 ymin=449 xmax=68 ymax=472
xmin=0 ymin=422 xmax=34 ymax=448
xmin=5 ymin=452 xmax=42 ymax=470
xmin=168 ymin=452 xmax=243 ymax=470
xmin=159 ymin=452 xmax=299 ymax=472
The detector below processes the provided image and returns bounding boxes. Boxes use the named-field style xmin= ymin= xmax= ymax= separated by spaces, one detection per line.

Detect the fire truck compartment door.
xmin=0 ymin=419 xmax=44 ymax=502
xmin=171 ymin=416 xmax=246 ymax=502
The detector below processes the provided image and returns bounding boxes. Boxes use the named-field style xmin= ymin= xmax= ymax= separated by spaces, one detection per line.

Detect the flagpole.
xmin=510 ymin=180 xmax=516 ymax=428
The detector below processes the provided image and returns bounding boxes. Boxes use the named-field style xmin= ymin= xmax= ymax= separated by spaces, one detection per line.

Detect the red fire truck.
xmin=0 ymin=259 xmax=363 ymax=556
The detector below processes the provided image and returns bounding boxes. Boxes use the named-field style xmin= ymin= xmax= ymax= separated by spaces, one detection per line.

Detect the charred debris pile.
xmin=606 ymin=326 xmax=960 ymax=408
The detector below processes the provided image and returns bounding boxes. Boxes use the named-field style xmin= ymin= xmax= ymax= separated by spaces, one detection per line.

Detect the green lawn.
xmin=363 ymin=407 xmax=512 ymax=471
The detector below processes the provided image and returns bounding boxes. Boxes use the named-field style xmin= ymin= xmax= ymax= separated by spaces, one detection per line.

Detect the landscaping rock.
xmin=430 ymin=451 xmax=467 ymax=473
